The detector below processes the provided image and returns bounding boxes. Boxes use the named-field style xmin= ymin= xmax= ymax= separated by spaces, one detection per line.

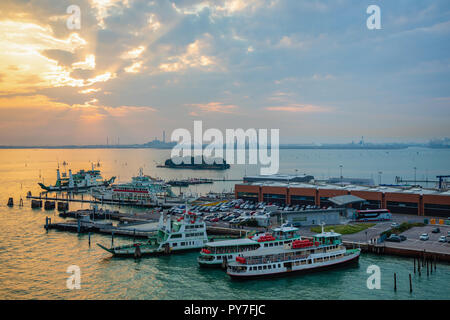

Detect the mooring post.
xmin=394 ymin=273 xmax=397 ymax=292
xmin=418 ymin=261 xmax=421 ymax=276
xmin=409 ymin=274 xmax=412 ymax=293
xmin=45 ymin=216 xmax=48 ymax=230
xmin=88 ymin=232 xmax=91 ymax=247
xmin=77 ymin=218 xmax=81 ymax=234
xmin=111 ymin=231 xmax=114 ymax=247
xmin=434 ymin=256 xmax=437 ymax=271
xmin=430 ymin=258 xmax=433 ymax=274
xmin=427 ymin=259 xmax=429 ymax=277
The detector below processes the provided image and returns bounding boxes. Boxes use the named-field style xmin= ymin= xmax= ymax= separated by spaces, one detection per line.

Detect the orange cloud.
xmin=188 ymin=102 xmax=238 ymax=114
xmin=265 ymin=104 xmax=331 ymax=113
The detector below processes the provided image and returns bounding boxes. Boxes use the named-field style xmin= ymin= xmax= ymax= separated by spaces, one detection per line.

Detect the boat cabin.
xmin=313 ymin=231 xmax=342 ymax=246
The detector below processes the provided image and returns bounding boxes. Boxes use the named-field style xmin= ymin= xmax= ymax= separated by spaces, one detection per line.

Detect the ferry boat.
xmin=97 ymin=206 xmax=208 ymax=257
xmin=91 ymin=169 xmax=174 ymax=206
xmin=226 ymin=227 xmax=360 ymax=279
xmin=197 ymin=226 xmax=301 ymax=268
xmin=38 ymin=165 xmax=115 ymax=191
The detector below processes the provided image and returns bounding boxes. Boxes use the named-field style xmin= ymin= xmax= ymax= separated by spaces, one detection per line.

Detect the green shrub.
xmin=310 ymin=223 xmax=375 ymax=235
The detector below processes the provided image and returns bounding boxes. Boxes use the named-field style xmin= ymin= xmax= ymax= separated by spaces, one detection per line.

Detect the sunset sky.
xmin=0 ymin=0 xmax=449 ymax=145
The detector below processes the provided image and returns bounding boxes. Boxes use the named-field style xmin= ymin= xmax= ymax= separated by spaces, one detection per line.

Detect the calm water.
xmin=0 ymin=148 xmax=449 ymax=299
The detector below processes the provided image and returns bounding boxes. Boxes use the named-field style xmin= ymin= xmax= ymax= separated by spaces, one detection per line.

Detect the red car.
xmin=211 ymin=218 xmax=219 ymax=222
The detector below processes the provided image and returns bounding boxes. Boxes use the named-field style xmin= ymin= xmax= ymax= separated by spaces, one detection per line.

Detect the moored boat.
xmin=226 ymin=227 xmax=360 ymax=279
xmin=38 ymin=165 xmax=115 ymax=191
xmin=97 ymin=205 xmax=208 ymax=257
xmin=198 ymin=226 xmax=301 ymax=268
xmin=91 ymin=169 xmax=174 ymax=206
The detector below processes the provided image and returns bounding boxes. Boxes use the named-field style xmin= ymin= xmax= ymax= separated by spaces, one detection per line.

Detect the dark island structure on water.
xmin=157 ymin=156 xmax=230 ymax=170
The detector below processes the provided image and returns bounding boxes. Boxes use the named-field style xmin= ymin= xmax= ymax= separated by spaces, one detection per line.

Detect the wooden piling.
xmin=88 ymin=232 xmax=91 ymax=247
xmin=418 ymin=261 xmax=421 ymax=276
xmin=414 ymin=257 xmax=416 ymax=274
xmin=409 ymin=274 xmax=412 ymax=293
xmin=430 ymin=258 xmax=432 ymax=274
xmin=427 ymin=259 xmax=429 ymax=277
xmin=394 ymin=273 xmax=397 ymax=291
xmin=111 ymin=232 xmax=114 ymax=247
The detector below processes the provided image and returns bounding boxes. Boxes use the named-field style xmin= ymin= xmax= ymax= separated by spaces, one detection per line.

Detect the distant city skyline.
xmin=0 ymin=0 xmax=449 ymax=145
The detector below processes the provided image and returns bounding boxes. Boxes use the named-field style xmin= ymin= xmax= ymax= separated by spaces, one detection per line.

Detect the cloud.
xmin=124 ymin=61 xmax=143 ymax=73
xmin=265 ymin=104 xmax=331 ymax=113
xmin=188 ymin=102 xmax=239 ymax=114
xmin=158 ymin=34 xmax=221 ymax=72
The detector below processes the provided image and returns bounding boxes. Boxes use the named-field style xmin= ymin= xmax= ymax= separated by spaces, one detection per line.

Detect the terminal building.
xmin=235 ymin=182 xmax=450 ymax=217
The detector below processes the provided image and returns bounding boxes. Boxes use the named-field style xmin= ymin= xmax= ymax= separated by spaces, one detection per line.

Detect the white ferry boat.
xmin=97 ymin=206 xmax=208 ymax=257
xmin=39 ymin=165 xmax=115 ymax=191
xmin=197 ymin=226 xmax=301 ymax=268
xmin=91 ymin=169 xmax=174 ymax=206
xmin=226 ymin=227 xmax=360 ymax=279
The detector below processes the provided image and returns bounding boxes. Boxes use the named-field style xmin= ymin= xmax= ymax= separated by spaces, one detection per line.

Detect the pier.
xmin=26 ymin=193 xmax=176 ymax=208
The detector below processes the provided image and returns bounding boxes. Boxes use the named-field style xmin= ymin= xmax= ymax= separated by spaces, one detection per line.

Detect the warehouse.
xmin=235 ymin=182 xmax=450 ymax=217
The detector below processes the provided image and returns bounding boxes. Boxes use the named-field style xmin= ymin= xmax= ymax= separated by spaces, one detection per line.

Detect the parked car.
xmin=431 ymin=227 xmax=440 ymax=233
xmin=438 ymin=236 xmax=447 ymax=243
xmin=391 ymin=222 xmax=400 ymax=228
xmin=419 ymin=233 xmax=429 ymax=241
xmin=386 ymin=234 xmax=402 ymax=242
xmin=398 ymin=235 xmax=407 ymax=241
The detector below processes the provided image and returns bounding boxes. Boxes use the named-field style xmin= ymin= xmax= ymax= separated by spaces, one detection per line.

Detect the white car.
xmin=438 ymin=236 xmax=447 ymax=243
xmin=419 ymin=233 xmax=429 ymax=241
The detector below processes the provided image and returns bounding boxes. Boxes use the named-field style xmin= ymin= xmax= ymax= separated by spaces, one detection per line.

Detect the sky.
xmin=0 ymin=0 xmax=449 ymax=145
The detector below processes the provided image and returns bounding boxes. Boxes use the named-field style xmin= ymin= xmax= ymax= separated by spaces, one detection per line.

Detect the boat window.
xmin=258 ymin=266 xmax=262 ymax=270
xmin=268 ymin=265 xmax=271 ymax=269
xmin=172 ymin=243 xmax=177 ymax=247
xmin=263 ymin=266 xmax=267 ymax=270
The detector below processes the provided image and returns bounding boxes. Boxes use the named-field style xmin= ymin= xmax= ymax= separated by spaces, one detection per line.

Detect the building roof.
xmin=328 ymin=195 xmax=366 ymax=206
xmin=236 ymin=182 xmax=449 ymax=197
xmin=205 ymin=238 xmax=256 ymax=247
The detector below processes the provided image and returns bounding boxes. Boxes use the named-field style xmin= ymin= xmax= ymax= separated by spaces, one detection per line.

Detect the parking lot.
xmin=384 ymin=224 xmax=450 ymax=255
xmin=167 ymin=198 xmax=327 ymax=228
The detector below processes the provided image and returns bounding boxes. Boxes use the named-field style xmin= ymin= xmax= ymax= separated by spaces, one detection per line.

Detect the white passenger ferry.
xmin=97 ymin=207 xmax=208 ymax=257
xmin=198 ymin=226 xmax=301 ymax=268
xmin=91 ymin=168 xmax=173 ymax=206
xmin=226 ymin=228 xmax=360 ymax=279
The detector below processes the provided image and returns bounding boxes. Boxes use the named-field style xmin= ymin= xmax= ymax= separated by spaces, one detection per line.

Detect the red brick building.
xmin=235 ymin=183 xmax=450 ymax=217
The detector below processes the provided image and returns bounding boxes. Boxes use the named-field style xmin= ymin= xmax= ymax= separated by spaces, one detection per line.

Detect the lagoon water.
xmin=0 ymin=148 xmax=449 ymax=299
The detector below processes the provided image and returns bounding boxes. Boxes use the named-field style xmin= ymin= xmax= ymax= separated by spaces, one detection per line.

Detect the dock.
xmin=26 ymin=193 xmax=177 ymax=208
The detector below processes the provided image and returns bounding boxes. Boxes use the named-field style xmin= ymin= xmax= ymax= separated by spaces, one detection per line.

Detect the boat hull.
xmin=228 ymin=250 xmax=360 ymax=280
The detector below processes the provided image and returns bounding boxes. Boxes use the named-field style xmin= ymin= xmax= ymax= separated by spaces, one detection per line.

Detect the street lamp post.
xmin=339 ymin=165 xmax=343 ymax=183
xmin=378 ymin=171 xmax=382 ymax=186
